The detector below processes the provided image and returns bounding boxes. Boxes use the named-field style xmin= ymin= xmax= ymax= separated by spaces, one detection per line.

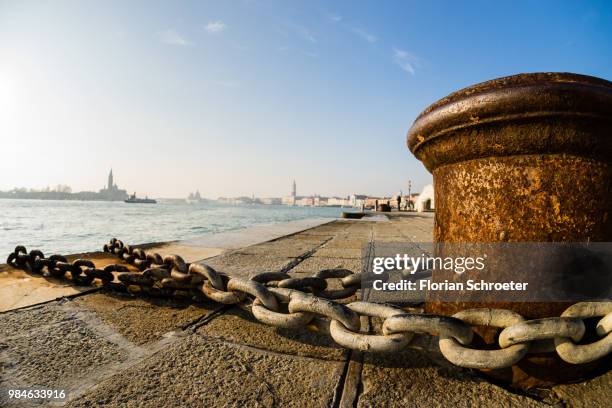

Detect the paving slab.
xmin=0 ymin=302 xmax=74 ymax=338
xmin=372 ymin=233 xmax=406 ymax=239
xmin=339 ymin=233 xmax=372 ymax=240
xmin=292 ymin=233 xmax=337 ymax=242
xmin=202 ymin=253 xmax=295 ymax=278
xmin=66 ymin=335 xmax=345 ymax=408
xmin=0 ymin=301 xmax=129 ymax=407
xmin=312 ymin=247 xmax=364 ymax=259
xmin=358 ymin=350 xmax=549 ymax=408
xmin=372 ymin=235 xmax=413 ymax=244
xmin=551 ymin=370 xmax=612 ymax=408
xmin=324 ymin=238 xmax=369 ymax=249
xmin=342 ymin=227 xmax=374 ymax=235
xmin=295 ymin=222 xmax=351 ymax=236
xmin=233 ymin=239 xmax=325 ymax=258
xmin=290 ymin=257 xmax=363 ymax=274
xmin=197 ymin=306 xmax=346 ymax=361
xmin=74 ymin=292 xmax=218 ymax=345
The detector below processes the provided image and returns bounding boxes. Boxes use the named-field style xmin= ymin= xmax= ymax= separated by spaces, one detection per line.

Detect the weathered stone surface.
xmin=340 ymin=233 xmax=372 ymax=240
xmin=203 ymin=253 xmax=295 ymax=278
xmin=197 ymin=307 xmax=346 ymax=361
xmin=234 ymin=239 xmax=323 ymax=258
xmin=358 ymin=350 xmax=548 ymax=408
xmin=341 ymin=231 xmax=372 ymax=239
xmin=74 ymin=292 xmax=217 ymax=345
xmin=551 ymin=370 xmax=612 ymax=408
xmin=312 ymin=248 xmax=364 ymax=259
xmin=292 ymin=233 xmax=337 ymax=242
xmin=291 ymin=257 xmax=363 ymax=274
xmin=324 ymin=238 xmax=369 ymax=250
xmin=0 ymin=302 xmax=68 ymax=335
xmin=296 ymin=222 xmax=350 ymax=236
xmin=372 ymin=228 xmax=406 ymax=239
xmin=67 ymin=335 xmax=344 ymax=408
xmin=0 ymin=301 xmax=128 ymax=405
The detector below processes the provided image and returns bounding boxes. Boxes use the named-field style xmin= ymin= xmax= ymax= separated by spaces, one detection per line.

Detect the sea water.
xmin=0 ymin=199 xmax=343 ymax=256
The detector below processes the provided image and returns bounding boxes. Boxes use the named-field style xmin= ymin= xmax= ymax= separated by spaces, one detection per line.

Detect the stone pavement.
xmin=0 ymin=213 xmax=610 ymax=407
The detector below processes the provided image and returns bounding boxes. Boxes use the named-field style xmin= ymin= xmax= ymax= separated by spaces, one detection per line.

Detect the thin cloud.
xmin=325 ymin=13 xmax=376 ymax=44
xmin=351 ymin=27 xmax=377 ymax=43
xmin=285 ymin=22 xmax=317 ymax=43
xmin=205 ymin=21 xmax=226 ymax=34
xmin=158 ymin=29 xmax=192 ymax=46
xmin=277 ymin=45 xmax=316 ymax=59
xmin=393 ymin=47 xmax=419 ymax=75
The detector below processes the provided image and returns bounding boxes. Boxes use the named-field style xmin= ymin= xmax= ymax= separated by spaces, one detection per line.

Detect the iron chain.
xmin=6 ymin=240 xmax=612 ymax=369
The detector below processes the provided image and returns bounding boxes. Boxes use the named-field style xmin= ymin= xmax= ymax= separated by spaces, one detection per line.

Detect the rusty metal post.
xmin=407 ymin=72 xmax=612 ymax=388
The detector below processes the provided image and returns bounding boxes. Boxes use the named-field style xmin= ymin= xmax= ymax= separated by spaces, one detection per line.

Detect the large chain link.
xmin=6 ymin=240 xmax=612 ymax=369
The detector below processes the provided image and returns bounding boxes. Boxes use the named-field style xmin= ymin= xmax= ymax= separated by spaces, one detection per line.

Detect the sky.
xmin=1 ymin=1 xmax=611 ymax=199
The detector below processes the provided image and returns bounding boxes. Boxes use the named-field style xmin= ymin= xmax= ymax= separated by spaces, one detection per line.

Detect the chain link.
xmin=553 ymin=302 xmax=612 ymax=364
xmin=439 ymin=309 xmax=529 ymax=369
xmin=251 ymin=287 xmax=315 ymax=329
xmin=6 ymin=240 xmax=612 ymax=370
xmin=329 ymin=302 xmax=412 ymax=352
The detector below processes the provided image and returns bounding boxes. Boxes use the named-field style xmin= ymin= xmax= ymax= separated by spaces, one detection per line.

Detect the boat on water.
xmin=186 ymin=189 xmax=206 ymax=204
xmin=125 ymin=192 xmax=157 ymax=204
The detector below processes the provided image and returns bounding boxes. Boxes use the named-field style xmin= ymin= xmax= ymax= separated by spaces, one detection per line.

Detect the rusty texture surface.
xmin=406 ymin=72 xmax=612 ymax=388
xmin=433 ymin=155 xmax=611 ymax=244
xmin=408 ymin=72 xmax=612 ymax=172
xmin=430 ymin=154 xmax=611 ymax=320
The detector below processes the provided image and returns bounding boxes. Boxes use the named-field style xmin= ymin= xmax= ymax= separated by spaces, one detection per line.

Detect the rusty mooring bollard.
xmin=407 ymin=72 xmax=612 ymax=388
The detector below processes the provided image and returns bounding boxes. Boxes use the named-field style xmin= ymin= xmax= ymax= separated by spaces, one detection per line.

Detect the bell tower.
xmin=108 ymin=169 xmax=114 ymax=191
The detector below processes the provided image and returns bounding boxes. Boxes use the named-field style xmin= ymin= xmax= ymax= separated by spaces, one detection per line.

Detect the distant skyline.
xmin=1 ymin=1 xmax=611 ymax=198
xmin=1 ymin=169 xmax=375 ymax=200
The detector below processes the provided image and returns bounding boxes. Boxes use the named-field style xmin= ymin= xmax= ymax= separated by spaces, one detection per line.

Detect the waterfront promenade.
xmin=0 ymin=214 xmax=609 ymax=407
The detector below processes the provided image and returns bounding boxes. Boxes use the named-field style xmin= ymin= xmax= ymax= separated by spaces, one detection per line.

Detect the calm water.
xmin=0 ymin=199 xmax=344 ymax=256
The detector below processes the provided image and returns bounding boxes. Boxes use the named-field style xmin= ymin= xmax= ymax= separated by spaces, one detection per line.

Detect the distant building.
xmin=327 ymin=196 xmax=349 ymax=207
xmin=313 ymin=196 xmax=327 ymax=206
xmin=406 ymin=193 xmax=419 ymax=210
xmin=282 ymin=179 xmax=298 ymax=206
xmin=349 ymin=194 xmax=368 ymax=208
xmin=364 ymin=197 xmax=385 ymax=209
xmin=99 ymin=169 xmax=128 ymax=201
xmin=232 ymin=197 xmax=252 ymax=205
xmin=415 ymin=184 xmax=435 ymax=212
xmin=296 ymin=196 xmax=314 ymax=206
xmin=261 ymin=197 xmax=282 ymax=205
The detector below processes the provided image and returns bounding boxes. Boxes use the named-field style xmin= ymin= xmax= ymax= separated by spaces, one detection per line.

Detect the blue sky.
xmin=1 ymin=0 xmax=611 ymax=198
